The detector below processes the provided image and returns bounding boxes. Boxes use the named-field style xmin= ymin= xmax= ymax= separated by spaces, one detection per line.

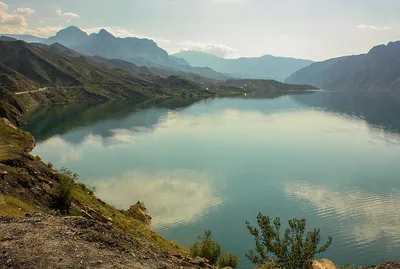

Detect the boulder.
xmin=307 ymin=259 xmax=338 ymax=269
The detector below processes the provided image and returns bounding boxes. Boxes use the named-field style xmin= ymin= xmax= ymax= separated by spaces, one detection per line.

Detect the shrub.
xmin=246 ymin=213 xmax=332 ymax=269
xmin=218 ymin=252 xmax=240 ymax=269
xmin=53 ymin=174 xmax=74 ymax=213
xmin=47 ymin=162 xmax=53 ymax=169
xmin=52 ymin=167 xmax=77 ymax=214
xmin=190 ymin=230 xmax=221 ymax=265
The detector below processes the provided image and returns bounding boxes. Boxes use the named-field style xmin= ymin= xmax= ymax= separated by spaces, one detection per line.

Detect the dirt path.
xmin=15 ymin=87 xmax=49 ymax=95
xmin=0 ymin=214 xmax=213 ymax=269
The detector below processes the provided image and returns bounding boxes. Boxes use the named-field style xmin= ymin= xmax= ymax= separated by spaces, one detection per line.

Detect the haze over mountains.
xmin=2 ymin=26 xmax=400 ymax=92
xmin=2 ymin=26 xmax=313 ymax=82
xmin=286 ymin=41 xmax=400 ymax=91
xmin=173 ymin=51 xmax=313 ymax=81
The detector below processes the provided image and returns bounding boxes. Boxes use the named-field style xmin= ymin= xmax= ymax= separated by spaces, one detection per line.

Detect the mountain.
xmin=34 ymin=27 xmax=228 ymax=80
xmin=0 ymin=36 xmax=17 ymax=42
xmin=0 ymin=40 xmax=233 ymax=123
xmin=0 ymin=34 xmax=47 ymax=43
xmin=46 ymin=26 xmax=89 ymax=47
xmin=285 ymin=41 xmax=400 ymax=92
xmin=173 ymin=51 xmax=313 ymax=81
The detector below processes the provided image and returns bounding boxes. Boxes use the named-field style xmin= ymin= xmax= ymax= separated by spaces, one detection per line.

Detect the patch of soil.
xmin=0 ymin=214 xmax=213 ymax=269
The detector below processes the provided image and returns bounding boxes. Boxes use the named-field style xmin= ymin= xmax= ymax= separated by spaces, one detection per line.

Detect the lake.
xmin=25 ymin=92 xmax=400 ymax=268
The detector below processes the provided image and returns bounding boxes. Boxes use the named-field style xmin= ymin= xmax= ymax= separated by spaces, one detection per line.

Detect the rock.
xmin=307 ymin=259 xmax=338 ymax=269
xmin=190 ymin=256 xmax=209 ymax=266
xmin=80 ymin=208 xmax=112 ymax=225
xmin=0 ymin=170 xmax=8 ymax=180
xmin=124 ymin=201 xmax=152 ymax=225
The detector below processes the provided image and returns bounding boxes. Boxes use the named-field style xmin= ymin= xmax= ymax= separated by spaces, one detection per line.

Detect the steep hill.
xmin=34 ymin=27 xmax=229 ymax=80
xmin=0 ymin=40 xmax=238 ymax=124
xmin=285 ymin=41 xmax=400 ymax=91
xmin=173 ymin=51 xmax=313 ymax=81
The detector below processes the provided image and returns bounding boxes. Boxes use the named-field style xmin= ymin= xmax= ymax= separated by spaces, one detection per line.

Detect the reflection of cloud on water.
xmin=90 ymin=170 xmax=221 ymax=228
xmin=284 ymin=182 xmax=400 ymax=244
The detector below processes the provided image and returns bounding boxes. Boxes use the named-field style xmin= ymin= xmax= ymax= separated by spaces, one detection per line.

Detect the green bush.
xmin=52 ymin=167 xmax=77 ymax=214
xmin=218 ymin=252 xmax=240 ymax=268
xmin=190 ymin=230 xmax=221 ymax=265
xmin=53 ymin=174 xmax=74 ymax=213
xmin=246 ymin=213 xmax=332 ymax=269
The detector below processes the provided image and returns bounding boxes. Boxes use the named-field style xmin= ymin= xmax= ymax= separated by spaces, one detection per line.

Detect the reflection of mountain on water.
xmin=292 ymin=92 xmax=400 ymax=135
xmin=24 ymin=98 xmax=203 ymax=144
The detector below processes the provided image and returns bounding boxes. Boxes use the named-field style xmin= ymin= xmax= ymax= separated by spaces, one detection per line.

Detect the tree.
xmin=246 ymin=213 xmax=332 ymax=269
xmin=190 ymin=230 xmax=221 ymax=265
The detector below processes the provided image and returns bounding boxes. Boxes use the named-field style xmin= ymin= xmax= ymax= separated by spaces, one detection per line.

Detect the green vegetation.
xmin=246 ymin=213 xmax=332 ymax=269
xmin=0 ymin=195 xmax=34 ymax=217
xmin=218 ymin=252 xmax=240 ymax=269
xmin=190 ymin=230 xmax=240 ymax=268
xmin=190 ymin=230 xmax=221 ymax=265
xmin=53 ymin=168 xmax=75 ymax=213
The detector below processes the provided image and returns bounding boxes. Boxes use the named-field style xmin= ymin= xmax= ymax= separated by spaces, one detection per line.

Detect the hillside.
xmin=285 ymin=41 xmax=400 ymax=91
xmin=173 ymin=51 xmax=313 ymax=81
xmin=0 ymin=40 xmax=235 ymax=124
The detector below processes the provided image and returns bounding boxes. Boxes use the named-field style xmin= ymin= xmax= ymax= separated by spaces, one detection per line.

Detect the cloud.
xmin=55 ymin=8 xmax=80 ymax=20
xmin=0 ymin=1 xmax=7 ymax=10
xmin=0 ymin=1 xmax=27 ymax=27
xmin=356 ymin=24 xmax=392 ymax=31
xmin=0 ymin=2 xmax=55 ymax=36
xmin=177 ymin=41 xmax=236 ymax=58
xmin=90 ymin=169 xmax=222 ymax=227
xmin=0 ymin=24 xmax=63 ymax=37
xmin=14 ymin=7 xmax=35 ymax=16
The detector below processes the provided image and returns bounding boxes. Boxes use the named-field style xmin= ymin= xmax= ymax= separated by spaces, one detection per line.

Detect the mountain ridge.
xmin=285 ymin=41 xmax=400 ymax=91
xmin=173 ymin=50 xmax=313 ymax=82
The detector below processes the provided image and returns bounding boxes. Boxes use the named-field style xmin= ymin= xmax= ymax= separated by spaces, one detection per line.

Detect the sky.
xmin=0 ymin=0 xmax=400 ymax=61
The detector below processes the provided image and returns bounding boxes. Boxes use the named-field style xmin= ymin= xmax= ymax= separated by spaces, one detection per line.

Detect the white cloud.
xmin=55 ymin=8 xmax=80 ymax=20
xmin=177 ymin=41 xmax=236 ymax=58
xmin=0 ymin=1 xmax=7 ymax=10
xmin=0 ymin=2 xmax=57 ymax=37
xmin=14 ymin=7 xmax=35 ymax=16
xmin=0 ymin=1 xmax=27 ymax=27
xmin=356 ymin=24 xmax=392 ymax=31
xmin=91 ymin=169 xmax=221 ymax=227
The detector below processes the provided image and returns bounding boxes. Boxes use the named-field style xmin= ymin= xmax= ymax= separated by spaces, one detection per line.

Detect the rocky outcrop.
xmin=307 ymin=259 xmax=338 ymax=269
xmin=124 ymin=201 xmax=152 ymax=225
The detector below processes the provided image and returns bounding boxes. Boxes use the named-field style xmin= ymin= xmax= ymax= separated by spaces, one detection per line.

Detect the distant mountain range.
xmin=1 ymin=26 xmax=228 ymax=80
xmin=173 ymin=51 xmax=313 ymax=82
xmin=286 ymin=41 xmax=400 ymax=91
xmin=2 ymin=26 xmax=315 ymax=81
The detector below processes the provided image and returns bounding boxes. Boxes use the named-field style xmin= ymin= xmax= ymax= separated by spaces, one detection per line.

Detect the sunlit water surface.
xmin=26 ymin=93 xmax=400 ymax=268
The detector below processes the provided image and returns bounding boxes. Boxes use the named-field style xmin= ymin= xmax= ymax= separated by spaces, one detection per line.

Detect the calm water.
xmin=25 ymin=92 xmax=400 ymax=268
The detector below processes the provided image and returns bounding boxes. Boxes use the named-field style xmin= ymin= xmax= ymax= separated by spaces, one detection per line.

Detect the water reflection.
xmin=87 ymin=169 xmax=221 ymax=228
xmin=285 ymin=181 xmax=400 ymax=245
xmin=292 ymin=92 xmax=400 ymax=136
xmin=23 ymin=98 xmax=203 ymax=143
